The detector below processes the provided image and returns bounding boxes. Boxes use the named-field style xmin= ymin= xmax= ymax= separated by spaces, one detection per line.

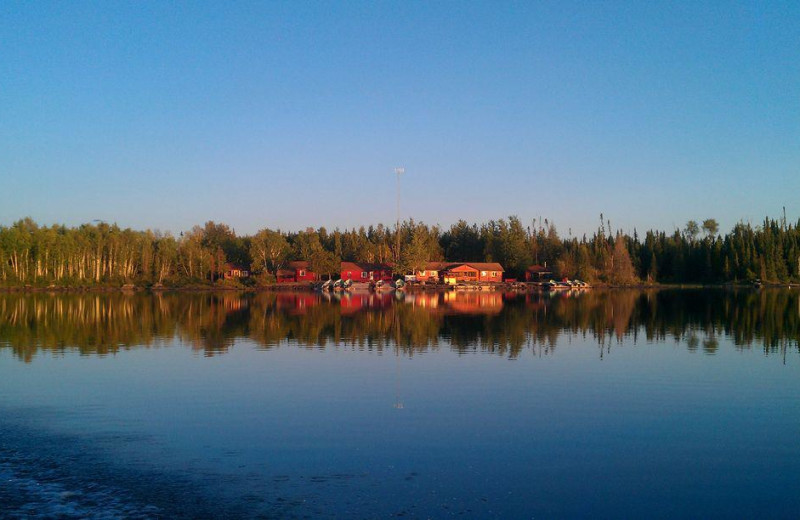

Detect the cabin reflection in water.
xmin=338 ymin=292 xmax=394 ymax=315
xmin=0 ymin=289 xmax=799 ymax=361
xmin=275 ymin=292 xmax=319 ymax=315
xmin=442 ymin=291 xmax=503 ymax=315
xmin=403 ymin=291 xmax=504 ymax=314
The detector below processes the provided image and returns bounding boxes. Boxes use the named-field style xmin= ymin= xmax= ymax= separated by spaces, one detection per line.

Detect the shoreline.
xmin=0 ymin=282 xmax=795 ymax=294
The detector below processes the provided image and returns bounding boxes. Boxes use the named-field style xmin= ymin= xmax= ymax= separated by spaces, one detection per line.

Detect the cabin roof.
xmin=444 ymin=262 xmax=504 ymax=272
xmin=526 ymin=264 xmax=551 ymax=273
xmin=341 ymin=261 xmax=392 ymax=272
xmin=421 ymin=261 xmax=451 ymax=271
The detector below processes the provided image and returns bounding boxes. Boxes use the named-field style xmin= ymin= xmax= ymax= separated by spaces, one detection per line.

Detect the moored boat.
xmin=374 ymin=279 xmax=393 ymax=292
xmin=314 ymin=279 xmax=333 ymax=292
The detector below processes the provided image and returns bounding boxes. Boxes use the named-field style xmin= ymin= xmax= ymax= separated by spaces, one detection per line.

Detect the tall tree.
xmin=250 ymin=229 xmax=291 ymax=276
xmin=702 ymin=218 xmax=719 ymax=239
xmin=684 ymin=220 xmax=700 ymax=243
xmin=608 ymin=234 xmax=638 ymax=285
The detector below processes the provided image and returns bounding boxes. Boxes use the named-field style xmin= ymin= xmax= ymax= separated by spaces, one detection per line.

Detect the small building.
xmin=276 ymin=261 xmax=317 ymax=283
xmin=442 ymin=263 xmax=504 ymax=284
xmin=525 ymin=264 xmax=552 ymax=282
xmin=413 ymin=262 xmax=451 ymax=283
xmin=340 ymin=262 xmax=393 ymax=283
xmin=224 ymin=263 xmax=250 ymax=279
xmin=276 ymin=268 xmax=295 ymax=283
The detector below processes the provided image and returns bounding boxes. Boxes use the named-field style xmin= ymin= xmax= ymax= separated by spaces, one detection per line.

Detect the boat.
xmin=314 ymin=279 xmax=332 ymax=292
xmin=374 ymin=279 xmax=393 ymax=292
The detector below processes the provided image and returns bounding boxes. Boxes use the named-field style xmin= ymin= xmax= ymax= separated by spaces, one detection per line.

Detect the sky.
xmin=1 ymin=1 xmax=798 ymax=238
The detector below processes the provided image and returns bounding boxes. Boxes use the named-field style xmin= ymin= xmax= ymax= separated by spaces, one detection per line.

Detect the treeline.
xmin=1 ymin=215 xmax=799 ymax=287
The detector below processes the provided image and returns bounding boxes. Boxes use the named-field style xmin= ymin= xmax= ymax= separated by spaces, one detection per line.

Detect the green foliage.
xmin=395 ymin=220 xmax=442 ymax=274
xmin=1 ymin=214 xmax=799 ymax=287
xmin=684 ymin=220 xmax=700 ymax=242
xmin=441 ymin=220 xmax=483 ymax=261
xmin=309 ymin=247 xmax=339 ymax=278
xmin=250 ymin=229 xmax=290 ymax=275
xmin=702 ymin=218 xmax=719 ymax=238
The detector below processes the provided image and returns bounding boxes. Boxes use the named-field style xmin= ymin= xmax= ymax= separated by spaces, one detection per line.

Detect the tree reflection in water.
xmin=0 ymin=289 xmax=798 ymax=362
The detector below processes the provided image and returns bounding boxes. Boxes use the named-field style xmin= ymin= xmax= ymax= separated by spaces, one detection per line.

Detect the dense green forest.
xmin=0 ymin=215 xmax=798 ymax=287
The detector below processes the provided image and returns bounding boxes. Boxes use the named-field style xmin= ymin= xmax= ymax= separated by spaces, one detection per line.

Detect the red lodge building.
xmin=442 ymin=263 xmax=504 ymax=284
xmin=276 ymin=261 xmax=317 ymax=283
xmin=340 ymin=262 xmax=393 ymax=283
xmin=524 ymin=264 xmax=552 ymax=282
xmin=413 ymin=262 xmax=451 ymax=283
xmin=224 ymin=263 xmax=250 ymax=279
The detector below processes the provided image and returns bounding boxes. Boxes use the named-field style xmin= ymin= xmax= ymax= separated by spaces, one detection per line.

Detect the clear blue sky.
xmin=1 ymin=1 xmax=798 ymax=237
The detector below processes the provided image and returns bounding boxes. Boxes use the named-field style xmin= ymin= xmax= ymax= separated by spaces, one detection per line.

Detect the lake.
xmin=1 ymin=289 xmax=799 ymax=518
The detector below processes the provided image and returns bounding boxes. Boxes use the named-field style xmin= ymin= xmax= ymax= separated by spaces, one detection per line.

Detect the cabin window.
xmin=421 ymin=271 xmax=427 ymax=276
xmin=299 ymin=270 xmax=306 ymax=277
xmin=481 ymin=271 xmax=487 ymax=277
xmin=362 ymin=271 xmax=368 ymax=279
xmin=491 ymin=271 xmax=497 ymax=277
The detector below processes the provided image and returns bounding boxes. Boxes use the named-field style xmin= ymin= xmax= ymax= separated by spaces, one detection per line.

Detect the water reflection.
xmin=1 ymin=289 xmax=798 ymax=362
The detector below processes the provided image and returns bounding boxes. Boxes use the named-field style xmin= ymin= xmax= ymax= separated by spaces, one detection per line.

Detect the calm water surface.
xmin=1 ymin=289 xmax=799 ymax=518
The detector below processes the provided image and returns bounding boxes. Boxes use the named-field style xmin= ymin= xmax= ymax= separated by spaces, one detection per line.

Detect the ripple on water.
xmin=0 ymin=417 xmax=247 ymax=520
xmin=0 ymin=459 xmax=162 ymax=519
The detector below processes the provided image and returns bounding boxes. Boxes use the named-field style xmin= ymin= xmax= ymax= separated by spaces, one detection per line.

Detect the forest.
xmin=0 ymin=214 xmax=798 ymax=287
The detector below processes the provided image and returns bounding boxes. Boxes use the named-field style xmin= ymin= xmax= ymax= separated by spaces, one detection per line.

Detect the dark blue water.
xmin=1 ymin=290 xmax=799 ymax=518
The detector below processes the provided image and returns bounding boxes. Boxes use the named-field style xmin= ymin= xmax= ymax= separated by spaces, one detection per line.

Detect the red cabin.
xmin=442 ymin=263 xmax=504 ymax=283
xmin=224 ymin=263 xmax=250 ymax=279
xmin=276 ymin=261 xmax=318 ymax=283
xmin=524 ymin=265 xmax=552 ymax=282
xmin=413 ymin=261 xmax=451 ymax=283
xmin=340 ymin=262 xmax=393 ymax=282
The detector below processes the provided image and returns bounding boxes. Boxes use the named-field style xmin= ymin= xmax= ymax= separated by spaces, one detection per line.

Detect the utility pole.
xmin=394 ymin=167 xmax=404 ymax=263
